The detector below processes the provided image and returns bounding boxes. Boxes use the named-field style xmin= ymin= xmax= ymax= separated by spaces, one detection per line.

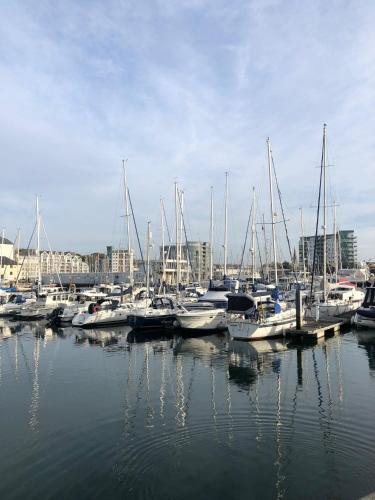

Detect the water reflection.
xmin=0 ymin=322 xmax=374 ymax=500
xmin=357 ymin=329 xmax=375 ymax=374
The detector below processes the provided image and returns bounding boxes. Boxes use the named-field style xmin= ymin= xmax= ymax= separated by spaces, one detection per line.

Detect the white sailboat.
xmin=227 ymin=139 xmax=296 ymax=340
xmin=308 ymin=125 xmax=365 ymax=319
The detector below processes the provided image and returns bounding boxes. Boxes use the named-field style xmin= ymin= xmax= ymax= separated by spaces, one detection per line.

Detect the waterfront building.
xmin=0 ymin=237 xmax=15 ymax=260
xmin=82 ymin=252 xmax=109 ymax=273
xmin=299 ymin=230 xmax=357 ymax=273
xmin=17 ymin=250 xmax=89 ymax=281
xmin=106 ymin=246 xmax=135 ymax=274
xmin=0 ymin=237 xmax=20 ymax=284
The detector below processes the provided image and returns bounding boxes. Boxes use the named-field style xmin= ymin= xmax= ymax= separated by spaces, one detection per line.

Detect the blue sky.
xmin=0 ymin=0 xmax=374 ymax=263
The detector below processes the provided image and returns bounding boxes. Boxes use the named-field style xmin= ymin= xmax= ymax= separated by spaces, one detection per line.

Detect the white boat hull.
xmin=176 ymin=309 xmax=227 ymax=331
xmin=228 ymin=310 xmax=296 ymax=340
xmin=306 ymin=300 xmax=362 ymax=320
xmin=72 ymin=308 xmax=130 ymax=327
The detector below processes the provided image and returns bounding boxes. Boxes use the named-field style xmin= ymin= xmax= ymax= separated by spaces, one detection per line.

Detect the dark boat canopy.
xmin=363 ymin=286 xmax=375 ymax=308
xmin=227 ymin=293 xmax=255 ymax=313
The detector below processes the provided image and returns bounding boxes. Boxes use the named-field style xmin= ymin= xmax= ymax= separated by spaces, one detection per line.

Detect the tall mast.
xmin=174 ymin=182 xmax=180 ymax=293
xmin=333 ymin=200 xmax=338 ymax=283
xmin=262 ymin=213 xmax=269 ymax=282
xmin=209 ymin=186 xmax=214 ymax=280
xmin=146 ymin=221 xmax=151 ymax=298
xmin=122 ymin=159 xmax=133 ymax=287
xmin=161 ymin=198 xmax=165 ymax=287
xmin=223 ymin=171 xmax=228 ymax=277
xmin=36 ymin=195 xmax=42 ymax=289
xmin=180 ymin=190 xmax=184 ymax=283
xmin=251 ymin=187 xmax=256 ymax=284
xmin=300 ymin=208 xmax=306 ymax=281
xmin=322 ymin=124 xmax=327 ymax=301
xmin=267 ymin=138 xmax=278 ymax=286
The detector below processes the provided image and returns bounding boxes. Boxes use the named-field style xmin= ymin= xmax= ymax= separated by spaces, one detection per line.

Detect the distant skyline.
xmin=1 ymin=0 xmax=374 ymax=262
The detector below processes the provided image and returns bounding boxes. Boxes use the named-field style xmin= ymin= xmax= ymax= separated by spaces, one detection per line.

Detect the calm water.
xmin=0 ymin=319 xmax=375 ymax=500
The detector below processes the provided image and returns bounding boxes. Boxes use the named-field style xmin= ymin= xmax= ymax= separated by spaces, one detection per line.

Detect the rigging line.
xmin=41 ymin=220 xmax=63 ymax=289
xmin=310 ymin=136 xmax=325 ymax=297
xmin=177 ymin=189 xmax=194 ymax=280
xmin=238 ymin=195 xmax=253 ymax=280
xmin=15 ymin=222 xmax=37 ymax=285
xmin=271 ymin=154 xmax=298 ymax=282
xmin=255 ymin=228 xmax=264 ymax=280
xmin=161 ymin=199 xmax=173 ymax=262
xmin=127 ymin=187 xmax=146 ymax=275
xmin=161 ymin=201 xmax=172 ymax=244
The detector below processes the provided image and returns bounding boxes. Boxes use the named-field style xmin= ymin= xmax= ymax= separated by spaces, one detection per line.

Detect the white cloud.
xmin=0 ymin=0 xmax=373 ymax=261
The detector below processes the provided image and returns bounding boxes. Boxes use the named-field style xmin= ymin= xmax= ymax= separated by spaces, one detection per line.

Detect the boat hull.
xmin=72 ymin=309 xmax=130 ymax=328
xmin=353 ymin=308 xmax=375 ymax=328
xmin=306 ymin=300 xmax=362 ymax=319
xmin=127 ymin=314 xmax=176 ymax=330
xmin=176 ymin=310 xmax=226 ymax=331
xmin=228 ymin=310 xmax=296 ymax=340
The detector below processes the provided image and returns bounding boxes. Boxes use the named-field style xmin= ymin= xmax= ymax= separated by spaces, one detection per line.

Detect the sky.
xmin=0 ymin=0 xmax=374 ymax=264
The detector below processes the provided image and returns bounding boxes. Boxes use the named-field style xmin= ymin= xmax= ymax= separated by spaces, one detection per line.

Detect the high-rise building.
xmin=299 ymin=230 xmax=357 ymax=273
xmin=106 ymin=246 xmax=135 ymax=274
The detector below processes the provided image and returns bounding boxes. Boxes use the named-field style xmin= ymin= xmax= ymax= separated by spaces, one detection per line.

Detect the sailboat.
xmin=307 ymin=125 xmax=365 ymax=319
xmin=227 ymin=139 xmax=296 ymax=340
xmin=17 ymin=197 xmax=75 ymax=319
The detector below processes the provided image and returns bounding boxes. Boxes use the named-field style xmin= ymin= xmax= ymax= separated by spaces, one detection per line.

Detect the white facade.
xmin=106 ymin=247 xmax=134 ymax=273
xmin=18 ymin=250 xmax=89 ymax=281
xmin=0 ymin=237 xmax=15 ymax=260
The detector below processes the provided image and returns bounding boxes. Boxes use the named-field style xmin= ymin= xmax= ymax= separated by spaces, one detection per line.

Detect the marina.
xmin=1 ymin=319 xmax=375 ymax=499
xmin=1 ymin=1 xmax=375 ymax=498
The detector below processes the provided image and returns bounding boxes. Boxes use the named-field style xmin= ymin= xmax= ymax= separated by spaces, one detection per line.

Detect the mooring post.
xmin=296 ymin=287 xmax=303 ymax=330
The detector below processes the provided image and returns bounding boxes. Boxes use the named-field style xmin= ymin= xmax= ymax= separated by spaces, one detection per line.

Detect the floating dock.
xmin=287 ymin=319 xmax=346 ymax=339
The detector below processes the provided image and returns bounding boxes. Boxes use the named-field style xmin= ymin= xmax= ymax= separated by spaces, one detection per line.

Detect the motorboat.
xmin=307 ymin=284 xmax=365 ymax=320
xmin=127 ymin=297 xmax=179 ymax=330
xmin=47 ymin=290 xmax=108 ymax=325
xmin=71 ymin=298 xmax=140 ymax=328
xmin=0 ymin=292 xmax=37 ymax=316
xmin=17 ymin=291 xmax=76 ymax=320
xmin=175 ymin=306 xmax=227 ymax=331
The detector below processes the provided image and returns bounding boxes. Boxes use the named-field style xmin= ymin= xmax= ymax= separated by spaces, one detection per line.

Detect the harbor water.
xmin=1 ymin=320 xmax=375 ymax=499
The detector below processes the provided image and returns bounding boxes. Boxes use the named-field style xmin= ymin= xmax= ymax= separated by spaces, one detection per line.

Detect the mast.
xmin=180 ymin=190 xmax=185 ymax=283
xmin=300 ymin=208 xmax=306 ymax=281
xmin=333 ymin=200 xmax=338 ymax=283
xmin=251 ymin=187 xmax=256 ymax=284
xmin=123 ymin=159 xmax=133 ymax=287
xmin=267 ymin=138 xmax=278 ymax=286
xmin=209 ymin=186 xmax=214 ymax=281
xmin=146 ymin=221 xmax=151 ymax=298
xmin=174 ymin=182 xmax=180 ymax=293
xmin=223 ymin=171 xmax=228 ymax=277
xmin=322 ymin=124 xmax=327 ymax=301
xmin=262 ymin=213 xmax=269 ymax=282
xmin=161 ymin=199 xmax=165 ymax=288
xmin=36 ymin=196 xmax=42 ymax=290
